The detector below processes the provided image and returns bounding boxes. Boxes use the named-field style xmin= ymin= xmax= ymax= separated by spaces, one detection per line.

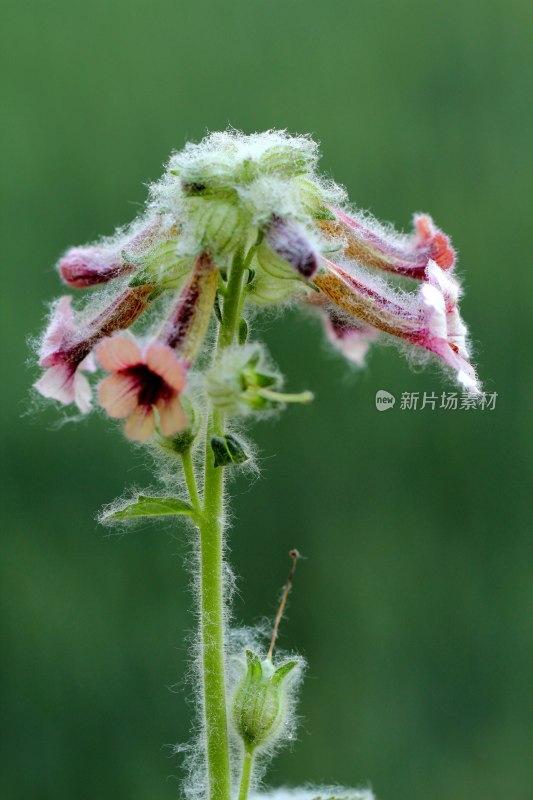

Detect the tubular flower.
xmin=158 ymin=252 xmax=218 ymax=366
xmin=58 ymin=216 xmax=178 ymax=288
xmin=97 ymin=336 xmax=186 ymax=442
xmin=318 ymin=207 xmax=455 ymax=279
xmin=314 ymin=258 xmax=479 ymax=391
xmin=34 ymin=285 xmax=154 ymax=412
xmin=59 ymin=245 xmax=135 ymax=288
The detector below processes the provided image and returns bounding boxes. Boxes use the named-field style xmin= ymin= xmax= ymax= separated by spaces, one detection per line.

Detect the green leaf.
xmin=104 ymin=495 xmax=194 ymax=521
xmin=211 ymin=434 xmax=249 ymax=468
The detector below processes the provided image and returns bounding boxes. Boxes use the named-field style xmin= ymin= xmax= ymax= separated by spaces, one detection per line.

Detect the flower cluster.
xmin=34 ymin=129 xmax=480 ymax=442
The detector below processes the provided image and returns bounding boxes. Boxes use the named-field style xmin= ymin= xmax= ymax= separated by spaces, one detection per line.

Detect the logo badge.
xmin=375 ymin=390 xmax=396 ymax=411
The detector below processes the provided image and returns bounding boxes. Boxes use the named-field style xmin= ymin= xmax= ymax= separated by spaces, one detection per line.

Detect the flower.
xmin=262 ymin=214 xmax=319 ymax=279
xmin=58 ymin=215 xmax=179 ymax=288
xmin=59 ymin=245 xmax=134 ymax=288
xmin=206 ymin=344 xmax=312 ymax=415
xmin=33 ymin=285 xmax=154 ymax=411
xmin=314 ymin=258 xmax=480 ymax=392
xmin=96 ymin=336 xmax=187 ymax=442
xmin=158 ymin=252 xmax=218 ymax=365
xmin=231 ymin=649 xmax=300 ymax=752
xmin=323 ymin=312 xmax=379 ymax=366
xmin=421 ymin=260 xmax=477 ymax=390
xmin=318 ymin=207 xmax=455 ymax=278
xmin=35 ymin=131 xmax=481 ymax=423
xmin=33 ymin=296 xmax=95 ymax=412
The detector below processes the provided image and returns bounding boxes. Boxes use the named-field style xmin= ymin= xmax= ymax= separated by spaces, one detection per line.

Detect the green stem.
xmin=237 ymin=748 xmax=255 ymax=800
xmin=199 ymin=250 xmax=246 ymax=800
xmin=181 ymin=447 xmax=201 ymax=517
xmin=199 ymin=437 xmax=228 ymax=800
xmin=218 ymin=249 xmax=246 ymax=349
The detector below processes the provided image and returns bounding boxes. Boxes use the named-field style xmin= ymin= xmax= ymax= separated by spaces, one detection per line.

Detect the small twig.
xmin=267 ymin=549 xmax=301 ymax=661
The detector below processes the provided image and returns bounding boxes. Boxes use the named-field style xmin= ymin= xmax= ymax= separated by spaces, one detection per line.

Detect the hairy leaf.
xmin=104 ymin=495 xmax=194 ymax=521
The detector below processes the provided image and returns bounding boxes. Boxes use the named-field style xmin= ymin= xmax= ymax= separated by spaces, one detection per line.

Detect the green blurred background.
xmin=1 ymin=0 xmax=532 ymax=798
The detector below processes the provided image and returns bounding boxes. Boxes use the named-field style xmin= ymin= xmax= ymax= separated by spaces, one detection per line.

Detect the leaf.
xmin=211 ymin=434 xmax=249 ymax=468
xmin=104 ymin=495 xmax=194 ymax=521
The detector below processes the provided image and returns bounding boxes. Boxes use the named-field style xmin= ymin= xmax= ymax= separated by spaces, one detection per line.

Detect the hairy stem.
xmin=199 ymin=442 xmax=228 ymax=800
xmin=237 ymin=748 xmax=255 ymax=800
xmin=181 ymin=447 xmax=201 ymax=517
xmin=199 ymin=250 xmax=246 ymax=800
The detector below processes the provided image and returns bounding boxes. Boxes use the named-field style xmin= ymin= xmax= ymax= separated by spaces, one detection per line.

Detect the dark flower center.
xmin=123 ymin=364 xmax=174 ymax=407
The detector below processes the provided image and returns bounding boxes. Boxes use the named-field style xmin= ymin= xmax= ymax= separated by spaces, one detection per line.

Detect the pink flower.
xmin=420 ymin=260 xmax=478 ymax=391
xmin=314 ymin=257 xmax=480 ymax=392
xmin=59 ymin=246 xmax=134 ymax=288
xmin=319 ymin=207 xmax=455 ymax=279
xmin=323 ymin=314 xmax=379 ymax=366
xmin=34 ymin=285 xmax=154 ymax=412
xmin=58 ymin=217 xmax=172 ymax=288
xmin=96 ymin=336 xmax=187 ymax=442
xmin=33 ymin=297 xmax=95 ymax=412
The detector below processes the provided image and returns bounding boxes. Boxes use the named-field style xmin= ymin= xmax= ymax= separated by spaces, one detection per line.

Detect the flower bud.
xmin=211 ymin=433 xmax=249 ymax=468
xmin=205 ymin=345 xmax=278 ymax=415
xmin=232 ymin=650 xmax=298 ymax=752
xmin=59 ymin=246 xmax=134 ymax=288
xmin=206 ymin=345 xmax=313 ymax=414
xmin=263 ymin=214 xmax=319 ymax=279
xmin=158 ymin=252 xmax=218 ymax=366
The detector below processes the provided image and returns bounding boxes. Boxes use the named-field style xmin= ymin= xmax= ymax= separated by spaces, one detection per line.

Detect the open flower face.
xmin=97 ymin=336 xmax=187 ymax=442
